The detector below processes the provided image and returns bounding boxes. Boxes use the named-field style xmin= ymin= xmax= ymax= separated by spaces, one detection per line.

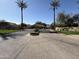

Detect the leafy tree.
xmin=0 ymin=20 xmax=18 ymax=29
xmin=16 ymin=0 xmax=27 ymax=29
xmin=50 ymin=0 xmax=60 ymax=30
xmin=73 ymin=14 xmax=79 ymax=26
xmin=57 ymin=12 xmax=66 ymax=25
xmin=35 ymin=22 xmax=47 ymax=27
xmin=57 ymin=12 xmax=71 ymax=27
xmin=76 ymin=1 xmax=79 ymax=26
xmin=32 ymin=22 xmax=47 ymax=29
xmin=0 ymin=20 xmax=9 ymax=27
xmin=65 ymin=18 xmax=74 ymax=27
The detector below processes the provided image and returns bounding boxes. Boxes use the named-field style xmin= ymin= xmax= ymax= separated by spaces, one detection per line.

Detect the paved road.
xmin=0 ymin=29 xmax=34 ymax=41
xmin=0 ymin=33 xmax=79 ymax=59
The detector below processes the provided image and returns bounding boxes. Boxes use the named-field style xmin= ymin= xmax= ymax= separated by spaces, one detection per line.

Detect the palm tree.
xmin=50 ymin=0 xmax=60 ymax=30
xmin=16 ymin=0 xmax=27 ymax=29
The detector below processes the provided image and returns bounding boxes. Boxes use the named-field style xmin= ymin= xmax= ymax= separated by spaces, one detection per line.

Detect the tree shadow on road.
xmin=0 ymin=32 xmax=28 ymax=41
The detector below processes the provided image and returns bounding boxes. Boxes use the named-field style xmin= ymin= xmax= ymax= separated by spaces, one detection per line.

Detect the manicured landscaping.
xmin=0 ymin=30 xmax=17 ymax=36
xmin=58 ymin=31 xmax=79 ymax=35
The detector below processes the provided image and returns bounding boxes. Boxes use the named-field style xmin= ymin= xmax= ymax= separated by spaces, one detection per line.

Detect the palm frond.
xmin=50 ymin=0 xmax=60 ymax=9
xmin=16 ymin=0 xmax=27 ymax=8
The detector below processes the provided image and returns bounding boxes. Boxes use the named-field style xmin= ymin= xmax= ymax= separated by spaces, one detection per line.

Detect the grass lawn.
xmin=58 ymin=31 xmax=79 ymax=35
xmin=0 ymin=30 xmax=17 ymax=36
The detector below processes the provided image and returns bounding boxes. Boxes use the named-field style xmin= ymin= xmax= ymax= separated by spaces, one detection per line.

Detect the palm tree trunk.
xmin=53 ymin=8 xmax=56 ymax=31
xmin=21 ymin=7 xmax=23 ymax=29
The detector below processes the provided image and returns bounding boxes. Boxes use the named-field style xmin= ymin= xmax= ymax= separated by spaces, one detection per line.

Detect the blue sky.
xmin=0 ymin=0 xmax=79 ymax=24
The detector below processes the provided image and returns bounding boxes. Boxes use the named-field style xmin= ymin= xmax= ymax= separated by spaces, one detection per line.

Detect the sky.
xmin=0 ymin=0 xmax=79 ymax=25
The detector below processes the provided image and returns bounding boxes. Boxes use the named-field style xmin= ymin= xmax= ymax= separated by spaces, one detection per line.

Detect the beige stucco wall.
xmin=56 ymin=27 xmax=79 ymax=31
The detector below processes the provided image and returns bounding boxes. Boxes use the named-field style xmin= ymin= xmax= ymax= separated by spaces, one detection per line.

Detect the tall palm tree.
xmin=50 ymin=0 xmax=60 ymax=30
xmin=16 ymin=0 xmax=27 ymax=29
